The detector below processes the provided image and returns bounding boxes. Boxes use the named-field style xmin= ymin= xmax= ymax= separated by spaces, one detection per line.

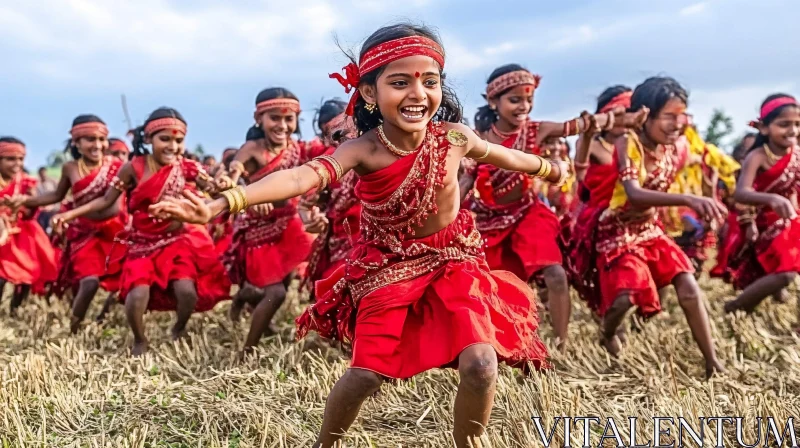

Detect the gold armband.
xmin=306 ymin=160 xmax=332 ymax=190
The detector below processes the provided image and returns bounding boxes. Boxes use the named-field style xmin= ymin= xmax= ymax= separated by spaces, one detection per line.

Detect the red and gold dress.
xmin=119 ymin=156 xmax=231 ymax=311
xmin=301 ymin=147 xmax=361 ymax=297
xmin=560 ymin=156 xmax=617 ymax=312
xmin=725 ymin=147 xmax=800 ymax=288
xmin=471 ymin=120 xmax=562 ymax=282
xmin=54 ymin=156 xmax=127 ymax=297
xmin=297 ymin=123 xmax=549 ymax=380
xmin=593 ymin=134 xmax=693 ymax=317
xmin=225 ymin=141 xmax=317 ymax=288
xmin=0 ymin=174 xmax=58 ymax=294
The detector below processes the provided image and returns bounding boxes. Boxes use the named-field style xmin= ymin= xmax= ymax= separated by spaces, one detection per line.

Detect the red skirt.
xmin=754 ymin=217 xmax=800 ymax=276
xmin=597 ymin=235 xmax=694 ymax=318
xmin=482 ymin=200 xmax=562 ymax=281
xmin=54 ymin=215 xmax=126 ymax=297
xmin=120 ymin=225 xmax=231 ymax=312
xmin=297 ymin=210 xmax=550 ymax=379
xmin=0 ymin=219 xmax=58 ymax=294
xmin=228 ymin=216 xmax=313 ymax=288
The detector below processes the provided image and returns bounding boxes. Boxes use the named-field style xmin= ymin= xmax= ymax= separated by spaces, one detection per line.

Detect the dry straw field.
xmin=1 ymin=276 xmax=799 ymax=447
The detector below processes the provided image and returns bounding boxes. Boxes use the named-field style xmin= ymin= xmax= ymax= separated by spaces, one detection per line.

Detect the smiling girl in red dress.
xmin=724 ymin=94 xmax=800 ymax=317
xmin=16 ymin=115 xmax=127 ymax=332
xmin=0 ymin=137 xmax=58 ymax=315
xmin=52 ymin=108 xmax=230 ymax=355
xmin=148 ymin=23 xmax=572 ymax=447
xmin=463 ymin=64 xmax=628 ymax=350
xmin=221 ymin=88 xmax=321 ymax=352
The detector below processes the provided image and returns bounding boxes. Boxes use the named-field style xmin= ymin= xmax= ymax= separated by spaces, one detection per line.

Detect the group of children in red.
xmin=2 ymin=22 xmax=798 ymax=447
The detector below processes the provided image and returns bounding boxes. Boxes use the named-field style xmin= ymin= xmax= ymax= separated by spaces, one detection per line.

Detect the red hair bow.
xmin=330 ymin=63 xmax=362 ymax=116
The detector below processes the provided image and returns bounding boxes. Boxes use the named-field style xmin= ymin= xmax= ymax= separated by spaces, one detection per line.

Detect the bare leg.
xmin=125 ymin=286 xmax=150 ymax=356
xmin=313 ymin=368 xmax=384 ymax=448
xmin=600 ymin=293 xmax=633 ymax=357
xmin=9 ymin=284 xmax=30 ymax=318
xmin=725 ymin=272 xmax=797 ymax=314
xmin=95 ymin=292 xmax=118 ymax=323
xmin=229 ymin=282 xmax=263 ymax=323
xmin=673 ymin=273 xmax=724 ymax=378
xmin=453 ymin=344 xmax=498 ymax=447
xmin=170 ymin=279 xmax=198 ymax=340
xmin=540 ymin=265 xmax=570 ymax=351
xmin=772 ymin=288 xmax=789 ymax=304
xmin=70 ymin=277 xmax=100 ymax=333
xmin=243 ymin=283 xmax=286 ymax=352
xmin=0 ymin=278 xmax=6 ymax=305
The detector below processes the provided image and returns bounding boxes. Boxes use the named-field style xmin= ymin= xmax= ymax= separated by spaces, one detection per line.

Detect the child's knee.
xmin=459 ymin=346 xmax=498 ymax=391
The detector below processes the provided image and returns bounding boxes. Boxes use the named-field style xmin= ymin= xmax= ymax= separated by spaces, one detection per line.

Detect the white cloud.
xmin=689 ymin=82 xmax=797 ymax=148
xmin=0 ymin=0 xmax=342 ymax=84
xmin=680 ymin=2 xmax=709 ymax=16
xmin=483 ymin=41 xmax=518 ymax=56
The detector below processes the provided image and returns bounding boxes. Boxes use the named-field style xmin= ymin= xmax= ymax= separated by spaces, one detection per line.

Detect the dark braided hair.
xmin=65 ymin=114 xmax=106 ymax=160
xmin=130 ymin=107 xmax=186 ymax=157
xmin=345 ymin=22 xmax=462 ymax=134
xmin=474 ymin=63 xmax=528 ymax=133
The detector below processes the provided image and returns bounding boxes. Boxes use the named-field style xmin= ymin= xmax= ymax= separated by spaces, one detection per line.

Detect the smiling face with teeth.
xmin=489 ymin=84 xmax=534 ymax=131
xmin=75 ymin=134 xmax=109 ymax=165
xmin=147 ymin=130 xmax=186 ymax=166
xmin=360 ymin=55 xmax=443 ymax=135
xmin=257 ymin=109 xmax=297 ymax=150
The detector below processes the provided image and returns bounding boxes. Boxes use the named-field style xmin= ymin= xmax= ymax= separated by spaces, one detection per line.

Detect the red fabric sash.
xmin=751 ymin=147 xmax=800 ymax=251
xmin=581 ymin=162 xmax=617 ymax=208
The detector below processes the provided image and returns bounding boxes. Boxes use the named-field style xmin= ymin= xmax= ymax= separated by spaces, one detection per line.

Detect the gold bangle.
xmin=306 ymin=160 xmax=331 ymax=190
xmin=474 ymin=140 xmax=492 ymax=160
xmin=534 ymin=155 xmax=548 ymax=177
xmin=221 ymin=190 xmax=236 ymax=214
xmin=234 ymin=186 xmax=248 ymax=210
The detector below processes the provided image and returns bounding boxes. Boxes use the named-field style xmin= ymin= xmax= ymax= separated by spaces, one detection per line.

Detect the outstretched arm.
xmin=615 ymin=135 xmax=726 ymax=221
xmin=150 ymin=141 xmax=364 ymax=224
xmin=457 ymin=124 xmax=567 ymax=185
xmin=24 ymin=166 xmax=72 ymax=208
xmin=537 ymin=107 xmax=649 ymax=147
xmin=53 ymin=163 xmax=132 ymax=224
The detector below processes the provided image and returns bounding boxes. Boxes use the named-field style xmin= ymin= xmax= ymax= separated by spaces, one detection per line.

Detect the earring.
xmin=365 ymin=103 xmax=377 ymax=113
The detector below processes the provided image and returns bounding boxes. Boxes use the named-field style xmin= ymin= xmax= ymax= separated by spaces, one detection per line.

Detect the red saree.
xmin=119 ymin=157 xmax=230 ymax=312
xmin=0 ymin=175 xmax=58 ymax=293
xmin=471 ymin=120 xmax=562 ymax=282
xmin=54 ymin=157 xmax=127 ymax=297
xmin=728 ymin=147 xmax=800 ymax=287
xmin=301 ymin=148 xmax=361 ymax=297
xmin=225 ymin=141 xmax=315 ymax=288
xmin=560 ymin=161 xmax=617 ymax=313
xmin=594 ymin=137 xmax=693 ymax=318
xmin=296 ymin=122 xmax=549 ymax=380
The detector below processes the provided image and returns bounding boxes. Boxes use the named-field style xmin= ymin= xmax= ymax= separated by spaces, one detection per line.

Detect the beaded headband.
xmin=70 ymin=122 xmax=109 ymax=140
xmin=256 ymin=98 xmax=302 ymax=115
xmin=599 ymin=91 xmax=632 ymax=114
xmin=329 ymin=36 xmax=445 ymax=116
xmin=0 ymin=142 xmax=25 ymax=158
xmin=144 ymin=117 xmax=187 ymax=137
xmin=486 ymin=70 xmax=541 ymax=99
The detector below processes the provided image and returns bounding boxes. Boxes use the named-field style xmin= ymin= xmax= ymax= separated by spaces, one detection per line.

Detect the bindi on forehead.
xmin=414 ymin=71 xmax=420 ymax=78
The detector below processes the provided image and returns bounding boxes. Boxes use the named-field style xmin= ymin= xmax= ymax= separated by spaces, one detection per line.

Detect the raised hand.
xmin=303 ymin=206 xmax=329 ymax=233
xmin=149 ymin=190 xmax=214 ymax=224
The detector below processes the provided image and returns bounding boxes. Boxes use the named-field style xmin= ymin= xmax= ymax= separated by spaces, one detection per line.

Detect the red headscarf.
xmin=0 ymin=141 xmax=25 ymax=158
xmin=329 ymin=35 xmax=445 ymax=116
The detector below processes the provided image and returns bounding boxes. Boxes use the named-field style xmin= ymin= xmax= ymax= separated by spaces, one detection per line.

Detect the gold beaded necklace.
xmin=762 ymin=144 xmax=782 ymax=164
xmin=77 ymin=157 xmax=102 ymax=178
xmin=377 ymin=125 xmax=424 ymax=157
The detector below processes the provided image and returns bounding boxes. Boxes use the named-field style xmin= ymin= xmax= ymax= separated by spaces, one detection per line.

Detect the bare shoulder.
xmin=239 ymin=140 xmax=260 ymax=153
xmin=442 ymin=122 xmax=478 ymax=156
xmin=742 ymin=147 xmax=765 ymax=168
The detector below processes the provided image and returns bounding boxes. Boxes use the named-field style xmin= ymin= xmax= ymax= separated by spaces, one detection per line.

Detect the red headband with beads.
xmin=144 ymin=118 xmax=187 ymax=137
xmin=256 ymin=98 xmax=302 ymax=115
xmin=0 ymin=142 xmax=25 ymax=158
xmin=70 ymin=122 xmax=109 ymax=140
xmin=486 ymin=70 xmax=541 ymax=99
xmin=329 ymin=36 xmax=445 ymax=116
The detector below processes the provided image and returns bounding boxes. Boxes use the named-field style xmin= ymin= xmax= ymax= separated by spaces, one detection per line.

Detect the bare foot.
xmin=705 ymin=360 xmax=725 ymax=379
xmin=600 ymin=333 xmax=622 ymax=357
xmin=171 ymin=327 xmax=188 ymax=341
xmin=132 ymin=340 xmax=149 ymax=356
xmin=555 ymin=338 xmax=567 ymax=353
xmin=723 ymin=300 xmax=737 ymax=314
xmin=70 ymin=316 xmax=82 ymax=334
xmin=228 ymin=299 xmax=244 ymax=323
xmin=772 ymin=290 xmax=789 ymax=304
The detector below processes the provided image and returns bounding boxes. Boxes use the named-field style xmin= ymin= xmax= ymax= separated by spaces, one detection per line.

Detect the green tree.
xmin=704 ymin=109 xmax=734 ymax=148
xmin=194 ymin=144 xmax=206 ymax=157
xmin=46 ymin=150 xmax=69 ymax=168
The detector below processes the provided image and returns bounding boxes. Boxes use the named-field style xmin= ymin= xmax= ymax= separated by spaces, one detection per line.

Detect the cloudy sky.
xmin=1 ymin=0 xmax=797 ymax=168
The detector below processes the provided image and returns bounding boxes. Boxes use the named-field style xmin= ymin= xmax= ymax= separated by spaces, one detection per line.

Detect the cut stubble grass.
xmin=0 ymin=276 xmax=798 ymax=447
